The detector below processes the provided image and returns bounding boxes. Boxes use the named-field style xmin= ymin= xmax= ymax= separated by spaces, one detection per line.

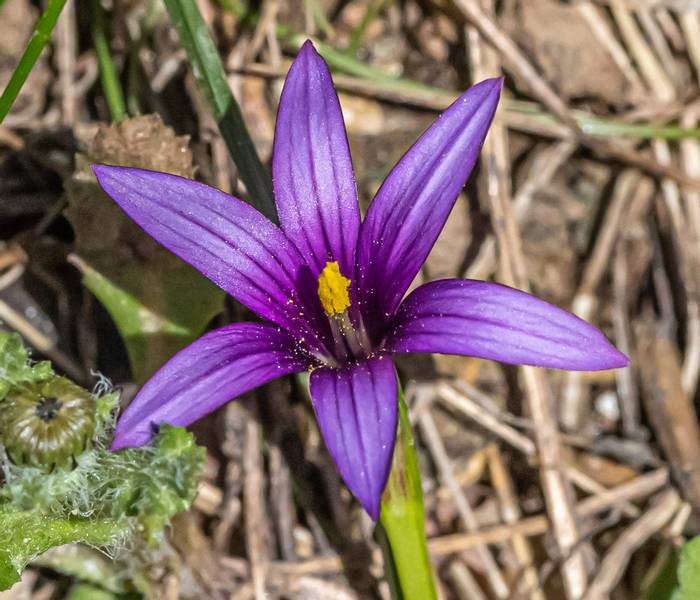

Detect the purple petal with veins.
xmin=112 ymin=322 xmax=309 ymax=450
xmin=386 ymin=279 xmax=629 ymax=371
xmin=309 ymin=356 xmax=397 ymax=520
xmin=356 ymin=78 xmax=502 ymax=326
xmin=273 ymin=40 xmax=360 ymax=278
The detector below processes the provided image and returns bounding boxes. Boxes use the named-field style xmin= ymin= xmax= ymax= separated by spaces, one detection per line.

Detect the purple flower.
xmin=93 ymin=41 xmax=627 ymax=519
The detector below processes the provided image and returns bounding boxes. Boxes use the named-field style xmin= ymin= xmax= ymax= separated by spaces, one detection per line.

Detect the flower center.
xmin=35 ymin=396 xmax=62 ymax=422
xmin=316 ymin=261 xmax=372 ymax=361
xmin=318 ymin=261 xmax=351 ymax=316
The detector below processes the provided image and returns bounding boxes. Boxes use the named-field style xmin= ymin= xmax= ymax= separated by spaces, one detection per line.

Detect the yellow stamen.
xmin=318 ymin=261 xmax=351 ymax=316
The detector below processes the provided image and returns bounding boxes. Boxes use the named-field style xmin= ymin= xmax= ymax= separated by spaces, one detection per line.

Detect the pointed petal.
xmin=272 ymin=40 xmax=360 ymax=276
xmin=92 ymin=165 xmax=316 ymax=340
xmin=309 ymin=357 xmax=397 ymax=519
xmin=112 ymin=323 xmax=309 ymax=449
xmin=357 ymin=79 xmax=502 ymax=321
xmin=387 ymin=279 xmax=629 ymax=371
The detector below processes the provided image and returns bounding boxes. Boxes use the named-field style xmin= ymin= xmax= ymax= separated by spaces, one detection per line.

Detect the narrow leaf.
xmin=70 ymin=255 xmax=223 ymax=384
xmin=0 ymin=0 xmax=68 ymax=122
xmin=162 ymin=0 xmax=276 ymax=220
xmin=90 ymin=0 xmax=126 ymax=121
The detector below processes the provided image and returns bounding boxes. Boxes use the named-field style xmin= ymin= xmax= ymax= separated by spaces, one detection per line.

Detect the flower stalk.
xmin=379 ymin=384 xmax=437 ymax=600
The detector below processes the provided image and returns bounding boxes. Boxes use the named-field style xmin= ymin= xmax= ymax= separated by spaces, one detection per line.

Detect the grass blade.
xmin=163 ymin=0 xmax=276 ymax=220
xmin=0 ymin=0 xmax=68 ymax=123
xmin=90 ymin=0 xmax=126 ymax=121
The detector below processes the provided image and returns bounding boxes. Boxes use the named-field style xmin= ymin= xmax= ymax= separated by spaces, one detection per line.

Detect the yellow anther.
xmin=318 ymin=261 xmax=351 ymax=316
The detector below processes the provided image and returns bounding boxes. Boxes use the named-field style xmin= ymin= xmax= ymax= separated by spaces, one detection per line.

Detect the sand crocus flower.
xmin=93 ymin=41 xmax=627 ymax=519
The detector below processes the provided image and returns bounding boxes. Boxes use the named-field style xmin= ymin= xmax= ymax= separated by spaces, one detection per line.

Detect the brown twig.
xmin=640 ymin=330 xmax=700 ymax=513
xmin=466 ymin=139 xmax=577 ymax=281
xmin=429 ymin=468 xmax=669 ymax=555
xmin=437 ymin=381 xmax=536 ymax=456
xmin=583 ymin=490 xmax=680 ymax=600
xmin=467 ymin=11 xmax=589 ymax=596
xmin=487 ymin=445 xmax=544 ymax=600
xmin=55 ymin=0 xmax=77 ymax=126
xmin=243 ymin=407 xmax=271 ymax=600
xmin=417 ymin=402 xmax=511 ymax=598
xmin=561 ymin=170 xmax=645 ymax=432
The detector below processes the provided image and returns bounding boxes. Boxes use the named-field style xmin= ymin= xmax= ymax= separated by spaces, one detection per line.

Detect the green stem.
xmin=0 ymin=0 xmax=68 ymax=123
xmin=125 ymin=0 xmax=163 ymax=117
xmin=379 ymin=383 xmax=437 ymax=600
xmin=91 ymin=0 xmax=127 ymax=121
xmin=347 ymin=0 xmax=391 ymax=56
xmin=163 ymin=0 xmax=276 ymax=221
xmin=507 ymin=99 xmax=700 ymax=141
xmin=125 ymin=40 xmax=142 ymax=116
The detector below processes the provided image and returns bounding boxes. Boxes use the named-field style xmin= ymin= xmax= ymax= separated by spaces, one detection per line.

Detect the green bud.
xmin=0 ymin=377 xmax=96 ymax=470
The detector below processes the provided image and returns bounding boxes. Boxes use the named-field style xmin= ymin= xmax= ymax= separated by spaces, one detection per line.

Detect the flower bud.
xmin=0 ymin=377 xmax=96 ymax=470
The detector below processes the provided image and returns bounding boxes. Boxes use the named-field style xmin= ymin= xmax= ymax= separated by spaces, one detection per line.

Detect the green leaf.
xmin=35 ymin=545 xmax=126 ymax=594
xmin=70 ymin=255 xmax=223 ymax=384
xmin=0 ymin=335 xmax=205 ymax=589
xmin=162 ymin=0 xmax=276 ymax=221
xmin=645 ymin=546 xmax=680 ymax=600
xmin=4 ymin=425 xmax=204 ymax=543
xmin=67 ymin=584 xmax=124 ymax=600
xmin=678 ymin=536 xmax=700 ymax=600
xmin=0 ymin=331 xmax=52 ymax=399
xmin=105 ymin=424 xmax=206 ymax=542
xmin=0 ymin=504 xmax=125 ymax=590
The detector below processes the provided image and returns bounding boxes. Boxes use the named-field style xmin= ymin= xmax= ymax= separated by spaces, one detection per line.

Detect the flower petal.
xmin=356 ymin=79 xmax=502 ymax=322
xmin=92 ymin=165 xmax=315 ymax=341
xmin=112 ymin=323 xmax=309 ymax=450
xmin=309 ymin=357 xmax=397 ymax=519
xmin=272 ymin=40 xmax=360 ymax=276
xmin=386 ymin=279 xmax=629 ymax=371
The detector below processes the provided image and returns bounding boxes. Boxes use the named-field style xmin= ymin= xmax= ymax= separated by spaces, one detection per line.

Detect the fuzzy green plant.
xmin=0 ymin=331 xmax=52 ymax=397
xmin=0 ymin=331 xmax=205 ymax=590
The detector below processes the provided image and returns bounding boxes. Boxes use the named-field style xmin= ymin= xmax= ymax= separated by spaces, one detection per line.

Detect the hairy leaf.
xmin=0 ymin=505 xmax=125 ymax=590
xmin=0 ymin=331 xmax=52 ymax=399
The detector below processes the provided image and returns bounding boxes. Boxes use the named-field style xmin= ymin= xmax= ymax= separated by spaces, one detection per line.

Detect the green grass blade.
xmin=163 ymin=0 xmax=276 ymax=220
xmin=347 ymin=0 xmax=390 ymax=56
xmin=91 ymin=0 xmax=127 ymax=121
xmin=0 ymin=0 xmax=68 ymax=123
